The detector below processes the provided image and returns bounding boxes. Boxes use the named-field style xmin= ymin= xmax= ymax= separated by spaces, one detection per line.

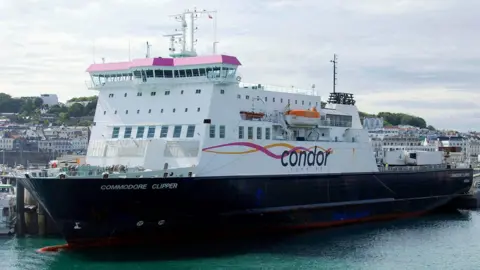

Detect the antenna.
xmin=92 ymin=41 xmax=96 ymax=64
xmin=145 ymin=41 xmax=152 ymax=58
xmin=330 ymin=54 xmax=338 ymax=93
xmin=128 ymin=40 xmax=131 ymax=61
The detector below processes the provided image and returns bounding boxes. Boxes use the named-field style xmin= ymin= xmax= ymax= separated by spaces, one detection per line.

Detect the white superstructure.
xmin=80 ymin=9 xmax=382 ymax=177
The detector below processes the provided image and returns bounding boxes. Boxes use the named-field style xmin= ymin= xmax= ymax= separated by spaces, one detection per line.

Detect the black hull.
xmin=21 ymin=168 xmax=473 ymax=248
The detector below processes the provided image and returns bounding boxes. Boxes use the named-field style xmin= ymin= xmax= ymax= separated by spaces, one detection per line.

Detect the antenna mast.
xmin=145 ymin=41 xmax=152 ymax=58
xmin=165 ymin=8 xmax=217 ymax=58
xmin=330 ymin=54 xmax=338 ymax=93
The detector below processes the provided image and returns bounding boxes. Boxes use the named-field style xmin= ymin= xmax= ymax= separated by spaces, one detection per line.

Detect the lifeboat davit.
xmin=284 ymin=107 xmax=320 ymax=126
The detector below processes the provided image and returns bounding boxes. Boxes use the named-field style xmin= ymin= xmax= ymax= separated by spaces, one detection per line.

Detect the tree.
xmin=33 ymin=97 xmax=44 ymax=108
xmin=68 ymin=103 xmax=85 ymax=117
xmin=427 ymin=125 xmax=436 ymax=131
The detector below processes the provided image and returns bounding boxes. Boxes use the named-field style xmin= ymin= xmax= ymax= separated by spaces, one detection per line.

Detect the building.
xmin=40 ymin=94 xmax=59 ymax=107
xmin=363 ymin=117 xmax=384 ymax=130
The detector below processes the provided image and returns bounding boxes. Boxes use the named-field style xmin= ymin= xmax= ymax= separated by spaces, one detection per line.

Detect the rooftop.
xmin=86 ymin=55 xmax=242 ymax=73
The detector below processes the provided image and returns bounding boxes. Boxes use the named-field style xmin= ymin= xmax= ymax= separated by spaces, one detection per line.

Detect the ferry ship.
xmin=19 ymin=9 xmax=473 ymax=248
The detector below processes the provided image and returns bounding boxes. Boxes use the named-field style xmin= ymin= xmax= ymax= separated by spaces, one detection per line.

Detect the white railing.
xmin=378 ymin=164 xmax=447 ymax=172
xmin=239 ymin=83 xmax=317 ymax=96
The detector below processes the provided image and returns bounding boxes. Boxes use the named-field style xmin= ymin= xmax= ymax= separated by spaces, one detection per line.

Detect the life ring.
xmin=236 ymin=76 xmax=242 ymax=81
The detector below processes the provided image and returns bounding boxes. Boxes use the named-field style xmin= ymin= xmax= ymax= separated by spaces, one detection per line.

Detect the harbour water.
xmin=1 ymin=211 xmax=480 ymax=270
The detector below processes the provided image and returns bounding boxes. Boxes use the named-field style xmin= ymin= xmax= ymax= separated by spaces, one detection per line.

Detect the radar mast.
xmin=164 ymin=8 xmax=216 ymax=58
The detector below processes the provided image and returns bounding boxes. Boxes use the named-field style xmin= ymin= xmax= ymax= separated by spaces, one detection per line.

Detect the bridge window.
xmin=164 ymin=70 xmax=173 ymax=78
xmin=124 ymin=127 xmax=132 ymax=138
xmin=173 ymin=125 xmax=182 ymax=138
xmin=219 ymin=125 xmax=226 ymax=138
xmin=154 ymin=70 xmax=164 ymax=77
xmin=199 ymin=68 xmax=206 ymax=76
xmin=146 ymin=70 xmax=154 ymax=78
xmin=112 ymin=127 xmax=120 ymax=139
xmin=179 ymin=70 xmax=186 ymax=77
xmin=239 ymin=126 xmax=244 ymax=139
xmin=266 ymin=128 xmax=271 ymax=140
xmin=133 ymin=71 xmax=141 ymax=78
xmin=248 ymin=127 xmax=253 ymax=139
xmin=192 ymin=69 xmax=199 ymax=76
xmin=160 ymin=126 xmax=169 ymax=138
xmin=186 ymin=69 xmax=193 ymax=77
xmin=136 ymin=126 xmax=145 ymax=138
xmin=195 ymin=89 xmax=201 ymax=94
xmin=147 ymin=126 xmax=155 ymax=138
xmin=186 ymin=125 xmax=195 ymax=138
xmin=257 ymin=127 xmax=262 ymax=139
xmin=209 ymin=125 xmax=216 ymax=138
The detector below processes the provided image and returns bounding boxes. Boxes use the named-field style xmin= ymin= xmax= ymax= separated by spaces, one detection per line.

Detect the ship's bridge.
xmin=85 ymin=55 xmax=242 ymax=89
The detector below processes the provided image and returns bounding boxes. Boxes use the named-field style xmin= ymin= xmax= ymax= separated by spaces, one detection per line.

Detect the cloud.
xmin=0 ymin=0 xmax=478 ymax=131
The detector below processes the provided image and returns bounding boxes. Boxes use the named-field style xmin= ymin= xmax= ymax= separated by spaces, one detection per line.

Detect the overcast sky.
xmin=0 ymin=0 xmax=478 ymax=131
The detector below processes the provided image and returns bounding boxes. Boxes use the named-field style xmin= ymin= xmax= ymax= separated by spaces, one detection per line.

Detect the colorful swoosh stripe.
xmin=202 ymin=142 xmax=333 ymax=159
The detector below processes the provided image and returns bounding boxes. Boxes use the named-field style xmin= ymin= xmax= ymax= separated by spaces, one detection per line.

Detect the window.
xmin=265 ymin=128 xmax=271 ymax=140
xmin=173 ymin=125 xmax=182 ymax=138
xmin=195 ymin=89 xmax=201 ymax=94
xmin=147 ymin=126 xmax=155 ymax=138
xmin=160 ymin=126 xmax=168 ymax=138
xmin=114 ymin=110 xmax=117 ymax=114
xmin=238 ymin=126 xmax=244 ymax=139
xmin=137 ymin=110 xmax=140 ymax=114
xmin=125 ymin=110 xmax=129 ymax=114
xmin=112 ymin=127 xmax=120 ymax=138
xmin=273 ymin=97 xmax=275 ymax=102
xmin=265 ymin=97 xmax=267 ymax=102
xmin=295 ymin=100 xmax=297 ymax=104
xmin=124 ymin=127 xmax=132 ymax=138
xmin=185 ymin=108 xmax=188 ymax=112
xmin=137 ymin=92 xmax=142 ymax=96
xmin=248 ymin=127 xmax=253 ymax=139
xmin=173 ymin=108 xmax=176 ymax=113
xmin=220 ymin=89 xmax=225 ymax=94
xmin=186 ymin=125 xmax=195 ymax=138
xmin=209 ymin=125 xmax=216 ymax=138
xmin=103 ymin=111 xmax=106 ymax=115
xmin=181 ymin=90 xmax=184 ymax=94
xmin=219 ymin=125 xmax=226 ymax=138
xmin=148 ymin=109 xmax=151 ymax=113
xmin=165 ymin=91 xmax=170 ymax=95
xmin=161 ymin=109 xmax=164 ymax=113
xmin=281 ymin=98 xmax=283 ymax=103
xmin=109 ymin=93 xmax=114 ymax=98
xmin=302 ymin=100 xmax=304 ymax=105
xmin=124 ymin=93 xmax=127 ymax=97
xmin=257 ymin=127 xmax=262 ymax=139
xmin=197 ymin=107 xmax=200 ymax=112
xmin=237 ymin=94 xmax=241 ymax=99
xmin=136 ymin=126 xmax=145 ymax=138
xmin=151 ymin=92 xmax=156 ymax=96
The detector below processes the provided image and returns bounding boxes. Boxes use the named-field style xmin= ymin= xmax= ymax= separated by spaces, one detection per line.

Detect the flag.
xmin=208 ymin=14 xmax=213 ymax=19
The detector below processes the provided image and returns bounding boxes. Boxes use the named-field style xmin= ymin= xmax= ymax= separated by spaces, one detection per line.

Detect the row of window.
xmin=207 ymin=125 xmax=272 ymax=140
xmin=92 ymin=67 xmax=237 ymax=83
xmin=104 ymin=107 xmax=202 ymax=115
xmin=112 ymin=125 xmax=197 ymax=139
xmin=108 ymin=89 xmax=202 ymax=98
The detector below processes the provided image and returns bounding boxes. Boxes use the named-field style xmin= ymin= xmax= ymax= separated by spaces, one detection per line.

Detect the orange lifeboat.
xmin=240 ymin=111 xmax=265 ymax=120
xmin=284 ymin=107 xmax=320 ymax=126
